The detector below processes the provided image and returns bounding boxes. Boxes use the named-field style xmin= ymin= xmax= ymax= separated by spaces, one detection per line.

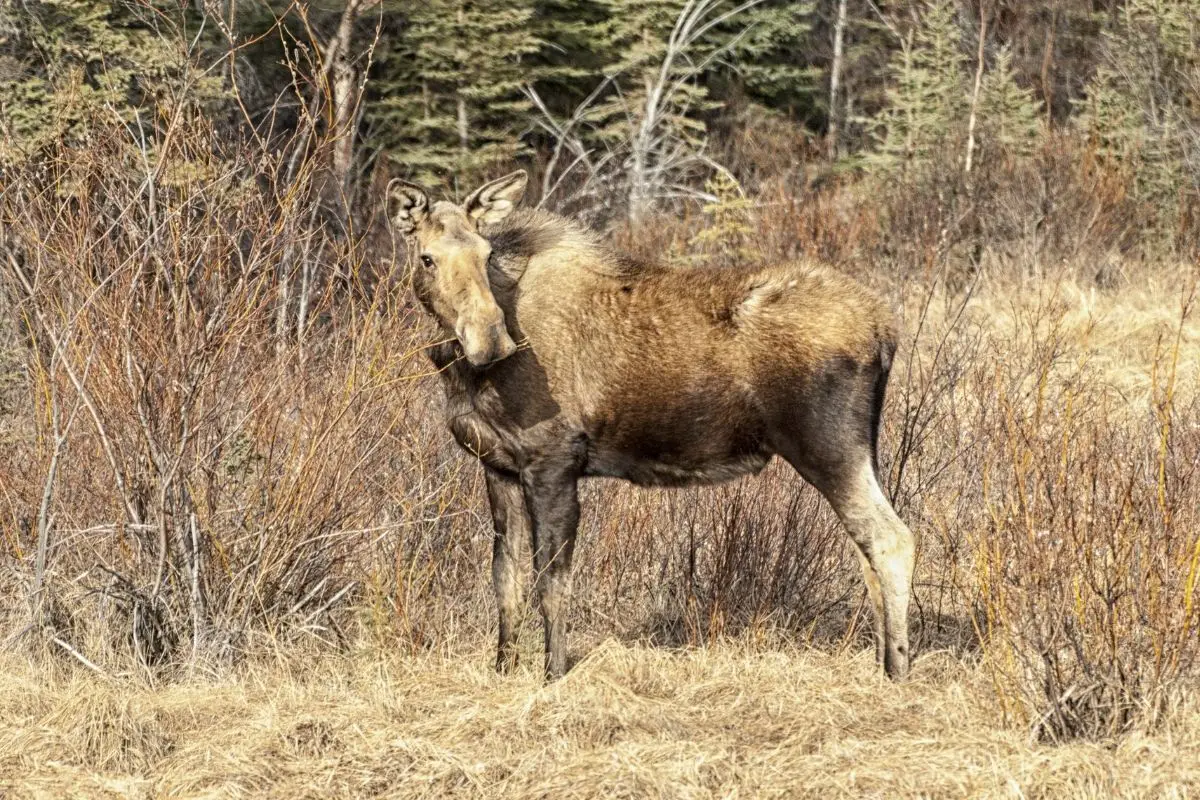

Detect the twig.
xmin=52 ymin=637 xmax=107 ymax=675
xmin=303 ymin=581 xmax=357 ymax=625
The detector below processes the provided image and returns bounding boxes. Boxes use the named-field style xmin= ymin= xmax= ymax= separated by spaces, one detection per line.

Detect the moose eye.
xmin=420 ymin=254 xmax=435 ymax=268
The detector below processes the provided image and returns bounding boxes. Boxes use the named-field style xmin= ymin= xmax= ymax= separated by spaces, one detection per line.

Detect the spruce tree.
xmin=527 ymin=0 xmax=608 ymax=113
xmin=0 ymin=0 xmax=191 ymax=164
xmin=580 ymin=0 xmax=805 ymax=219
xmin=1075 ymin=0 xmax=1200 ymax=246
xmin=688 ymin=170 xmax=755 ymax=264
xmin=978 ymin=45 xmax=1043 ymax=159
xmin=592 ymin=0 xmax=819 ymax=128
xmin=868 ymin=0 xmax=967 ymax=173
xmin=367 ymin=0 xmax=543 ymax=189
xmin=720 ymin=1 xmax=818 ymax=113
xmin=589 ymin=0 xmax=713 ymax=146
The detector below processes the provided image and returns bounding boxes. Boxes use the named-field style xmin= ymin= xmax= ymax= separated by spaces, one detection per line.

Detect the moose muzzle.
xmin=457 ymin=313 xmax=518 ymax=367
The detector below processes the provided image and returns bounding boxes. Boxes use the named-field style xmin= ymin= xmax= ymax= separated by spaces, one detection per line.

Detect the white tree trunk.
xmin=331 ymin=57 xmax=358 ymax=189
xmin=827 ymin=0 xmax=848 ymax=160
xmin=1040 ymin=10 xmax=1057 ymax=127
xmin=964 ymin=2 xmax=988 ymax=174
xmin=456 ymin=4 xmax=469 ymax=154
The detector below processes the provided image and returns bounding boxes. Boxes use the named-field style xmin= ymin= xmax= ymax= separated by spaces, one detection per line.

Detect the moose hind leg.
xmin=520 ymin=454 xmax=581 ymax=681
xmin=485 ymin=469 xmax=530 ymax=674
xmin=774 ymin=346 xmax=913 ymax=678
xmin=828 ymin=461 xmax=915 ymax=678
xmin=851 ymin=544 xmax=887 ymax=666
xmin=780 ymin=442 xmax=914 ymax=678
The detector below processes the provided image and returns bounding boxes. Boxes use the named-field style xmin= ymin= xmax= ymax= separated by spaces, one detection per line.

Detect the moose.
xmin=388 ymin=171 xmax=916 ymax=680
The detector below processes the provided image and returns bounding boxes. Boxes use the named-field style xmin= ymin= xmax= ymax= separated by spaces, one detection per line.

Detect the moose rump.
xmin=388 ymin=170 xmax=916 ymax=682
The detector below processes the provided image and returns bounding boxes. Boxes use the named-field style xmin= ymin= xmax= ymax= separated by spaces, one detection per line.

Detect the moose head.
xmin=388 ymin=171 xmax=527 ymax=367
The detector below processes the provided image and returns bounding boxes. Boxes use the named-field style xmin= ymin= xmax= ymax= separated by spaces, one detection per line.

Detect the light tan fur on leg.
xmin=852 ymin=545 xmax=887 ymax=665
xmin=833 ymin=461 xmax=916 ymax=679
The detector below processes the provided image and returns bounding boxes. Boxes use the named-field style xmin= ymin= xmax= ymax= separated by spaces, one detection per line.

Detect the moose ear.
xmin=387 ymin=179 xmax=429 ymax=235
xmin=464 ymin=170 xmax=528 ymax=225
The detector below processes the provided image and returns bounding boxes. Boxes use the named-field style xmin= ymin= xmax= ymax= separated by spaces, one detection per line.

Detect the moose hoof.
xmin=884 ymin=644 xmax=910 ymax=680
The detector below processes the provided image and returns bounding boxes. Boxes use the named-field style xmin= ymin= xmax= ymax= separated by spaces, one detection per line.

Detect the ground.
xmin=1 ymin=637 xmax=1196 ymax=799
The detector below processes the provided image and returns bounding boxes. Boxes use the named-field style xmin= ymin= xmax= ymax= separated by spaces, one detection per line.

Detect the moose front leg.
xmin=520 ymin=448 xmax=582 ymax=680
xmin=433 ymin=341 xmax=520 ymax=474
xmin=449 ymin=411 xmax=520 ymax=474
xmin=484 ymin=469 xmax=530 ymax=673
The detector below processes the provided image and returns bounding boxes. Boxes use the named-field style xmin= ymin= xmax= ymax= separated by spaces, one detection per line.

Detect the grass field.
xmin=2 ymin=637 xmax=1198 ymax=799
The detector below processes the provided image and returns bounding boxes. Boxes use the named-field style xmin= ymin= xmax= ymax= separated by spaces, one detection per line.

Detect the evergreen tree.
xmin=577 ymin=0 xmax=810 ymax=219
xmin=703 ymin=0 xmax=820 ymax=113
xmin=1075 ymin=0 xmax=1200 ymax=245
xmin=868 ymin=0 xmax=967 ymax=172
xmin=589 ymin=0 xmax=713 ymax=145
xmin=367 ymin=0 xmax=543 ymax=188
xmin=592 ymin=0 xmax=819 ymax=126
xmin=528 ymin=0 xmax=609 ymax=112
xmin=835 ymin=5 xmax=902 ymax=155
xmin=0 ymin=0 xmax=193 ymax=165
xmin=977 ymin=45 xmax=1043 ymax=158
xmin=688 ymin=170 xmax=755 ymax=264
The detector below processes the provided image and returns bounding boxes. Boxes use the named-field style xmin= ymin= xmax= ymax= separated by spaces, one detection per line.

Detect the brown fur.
xmin=388 ymin=172 xmax=916 ymax=682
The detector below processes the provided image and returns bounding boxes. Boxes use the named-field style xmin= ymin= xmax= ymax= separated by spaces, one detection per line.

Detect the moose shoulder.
xmin=389 ymin=170 xmax=916 ymax=681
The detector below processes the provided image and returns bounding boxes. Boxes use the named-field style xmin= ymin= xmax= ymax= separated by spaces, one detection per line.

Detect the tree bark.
xmin=827 ymin=0 xmax=849 ymax=160
xmin=457 ymin=95 xmax=469 ymax=153
xmin=283 ymin=0 xmax=378 ymax=186
xmin=457 ymin=4 xmax=469 ymax=154
xmin=331 ymin=56 xmax=358 ymax=189
xmin=1040 ymin=8 xmax=1058 ymax=126
xmin=964 ymin=1 xmax=989 ymax=174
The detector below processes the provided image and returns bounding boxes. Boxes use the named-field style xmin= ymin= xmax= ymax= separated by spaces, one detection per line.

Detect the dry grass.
xmin=1 ymin=636 xmax=1197 ymax=799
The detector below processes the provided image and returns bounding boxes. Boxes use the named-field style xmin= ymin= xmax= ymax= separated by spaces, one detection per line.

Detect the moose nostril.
xmin=491 ymin=323 xmax=516 ymax=353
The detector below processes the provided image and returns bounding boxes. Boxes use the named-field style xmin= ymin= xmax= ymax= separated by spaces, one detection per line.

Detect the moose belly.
xmin=583 ymin=399 xmax=772 ymax=487
xmin=586 ymin=449 xmax=772 ymax=487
